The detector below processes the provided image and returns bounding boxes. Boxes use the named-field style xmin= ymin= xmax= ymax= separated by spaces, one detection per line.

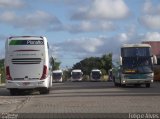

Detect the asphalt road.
xmin=0 ymin=81 xmax=160 ymax=119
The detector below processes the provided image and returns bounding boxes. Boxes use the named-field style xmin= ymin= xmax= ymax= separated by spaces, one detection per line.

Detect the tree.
xmin=63 ymin=68 xmax=72 ymax=81
xmin=0 ymin=59 xmax=5 ymax=83
xmin=53 ymin=61 xmax=61 ymax=70
xmin=50 ymin=57 xmax=61 ymax=71
xmin=101 ymin=53 xmax=112 ymax=74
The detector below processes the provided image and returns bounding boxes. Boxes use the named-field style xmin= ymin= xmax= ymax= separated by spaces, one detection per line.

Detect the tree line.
xmin=0 ymin=59 xmax=5 ymax=83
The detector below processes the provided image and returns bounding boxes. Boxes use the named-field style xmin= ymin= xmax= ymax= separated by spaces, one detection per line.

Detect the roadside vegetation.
xmin=0 ymin=59 xmax=5 ymax=83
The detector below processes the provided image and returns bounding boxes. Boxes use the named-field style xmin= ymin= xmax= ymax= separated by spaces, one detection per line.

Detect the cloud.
xmin=49 ymin=44 xmax=64 ymax=60
xmin=51 ymin=21 xmax=117 ymax=33
xmin=0 ymin=0 xmax=26 ymax=9
xmin=0 ymin=11 xmax=16 ymax=22
xmin=0 ymin=11 xmax=61 ymax=31
xmin=52 ymin=30 xmax=159 ymax=63
xmin=139 ymin=0 xmax=160 ymax=30
xmin=141 ymin=32 xmax=160 ymax=41
xmin=47 ymin=0 xmax=91 ymax=6
xmin=142 ymin=0 xmax=160 ymax=14
xmin=142 ymin=0 xmax=154 ymax=14
xmin=71 ymin=0 xmax=130 ymax=20
xmin=68 ymin=21 xmax=117 ymax=33
xmin=55 ymin=37 xmax=104 ymax=54
xmin=52 ymin=33 xmax=130 ymax=61
xmin=139 ymin=15 xmax=160 ymax=30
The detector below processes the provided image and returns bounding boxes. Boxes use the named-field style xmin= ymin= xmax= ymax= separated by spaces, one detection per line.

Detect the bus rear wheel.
xmin=39 ymin=88 xmax=50 ymax=94
xmin=10 ymin=89 xmax=17 ymax=96
xmin=146 ymin=83 xmax=150 ymax=88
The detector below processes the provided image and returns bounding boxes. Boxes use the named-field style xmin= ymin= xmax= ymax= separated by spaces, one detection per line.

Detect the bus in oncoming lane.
xmin=113 ymin=44 xmax=157 ymax=88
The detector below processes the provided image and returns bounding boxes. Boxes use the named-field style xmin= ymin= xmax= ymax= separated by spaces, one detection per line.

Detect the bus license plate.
xmin=23 ymin=82 xmax=30 ymax=86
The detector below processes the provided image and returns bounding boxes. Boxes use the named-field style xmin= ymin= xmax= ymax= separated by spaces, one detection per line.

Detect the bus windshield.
xmin=121 ymin=47 xmax=153 ymax=74
xmin=92 ymin=71 xmax=101 ymax=79
xmin=53 ymin=73 xmax=62 ymax=79
xmin=122 ymin=57 xmax=153 ymax=74
xmin=72 ymin=72 xmax=82 ymax=79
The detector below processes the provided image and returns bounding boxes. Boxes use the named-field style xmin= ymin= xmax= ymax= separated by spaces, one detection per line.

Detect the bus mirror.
xmin=119 ymin=56 xmax=122 ymax=65
xmin=153 ymin=55 xmax=157 ymax=65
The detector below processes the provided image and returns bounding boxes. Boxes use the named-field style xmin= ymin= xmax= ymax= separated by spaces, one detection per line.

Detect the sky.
xmin=0 ymin=0 xmax=160 ymax=68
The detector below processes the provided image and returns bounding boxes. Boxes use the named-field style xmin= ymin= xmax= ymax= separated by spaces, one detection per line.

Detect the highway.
xmin=0 ymin=81 xmax=160 ymax=119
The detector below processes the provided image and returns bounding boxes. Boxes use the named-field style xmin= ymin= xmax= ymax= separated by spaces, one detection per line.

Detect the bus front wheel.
xmin=114 ymin=82 xmax=119 ymax=87
xmin=146 ymin=83 xmax=150 ymax=88
xmin=121 ymin=84 xmax=126 ymax=87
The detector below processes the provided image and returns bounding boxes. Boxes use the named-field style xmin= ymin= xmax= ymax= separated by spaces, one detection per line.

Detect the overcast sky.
xmin=0 ymin=0 xmax=160 ymax=68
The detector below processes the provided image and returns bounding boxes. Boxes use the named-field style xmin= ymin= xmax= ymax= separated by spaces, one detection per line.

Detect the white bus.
xmin=71 ymin=69 xmax=83 ymax=81
xmin=5 ymin=36 xmax=52 ymax=95
xmin=52 ymin=70 xmax=63 ymax=83
xmin=113 ymin=44 xmax=157 ymax=88
xmin=90 ymin=69 xmax=102 ymax=81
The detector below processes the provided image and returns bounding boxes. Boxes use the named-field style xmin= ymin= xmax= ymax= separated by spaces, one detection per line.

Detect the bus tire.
xmin=114 ymin=82 xmax=119 ymax=87
xmin=10 ymin=89 xmax=17 ymax=96
xmin=146 ymin=83 xmax=150 ymax=88
xmin=39 ymin=88 xmax=50 ymax=94
xmin=121 ymin=84 xmax=126 ymax=87
xmin=134 ymin=84 xmax=141 ymax=87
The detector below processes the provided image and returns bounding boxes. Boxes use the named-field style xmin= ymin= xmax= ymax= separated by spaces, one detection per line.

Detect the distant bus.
xmin=113 ymin=44 xmax=157 ymax=88
xmin=5 ymin=36 xmax=52 ymax=95
xmin=71 ymin=69 xmax=83 ymax=81
xmin=52 ymin=70 xmax=63 ymax=82
xmin=90 ymin=69 xmax=102 ymax=81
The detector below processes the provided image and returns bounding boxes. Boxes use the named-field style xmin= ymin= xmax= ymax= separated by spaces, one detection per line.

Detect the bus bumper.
xmin=121 ymin=79 xmax=153 ymax=85
xmin=71 ymin=78 xmax=82 ymax=82
xmin=6 ymin=79 xmax=49 ymax=89
xmin=90 ymin=78 xmax=101 ymax=81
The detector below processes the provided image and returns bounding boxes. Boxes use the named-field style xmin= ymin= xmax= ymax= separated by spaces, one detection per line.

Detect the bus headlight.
xmin=122 ymin=80 xmax=126 ymax=83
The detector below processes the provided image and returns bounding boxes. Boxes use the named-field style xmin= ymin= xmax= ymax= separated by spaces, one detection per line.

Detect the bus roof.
xmin=8 ymin=36 xmax=44 ymax=40
xmin=72 ymin=69 xmax=82 ymax=72
xmin=91 ymin=69 xmax=101 ymax=72
xmin=122 ymin=44 xmax=151 ymax=48
xmin=53 ymin=70 xmax=63 ymax=73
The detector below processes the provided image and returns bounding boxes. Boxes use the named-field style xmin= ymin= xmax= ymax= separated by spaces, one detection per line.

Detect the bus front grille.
xmin=12 ymin=58 xmax=41 ymax=64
